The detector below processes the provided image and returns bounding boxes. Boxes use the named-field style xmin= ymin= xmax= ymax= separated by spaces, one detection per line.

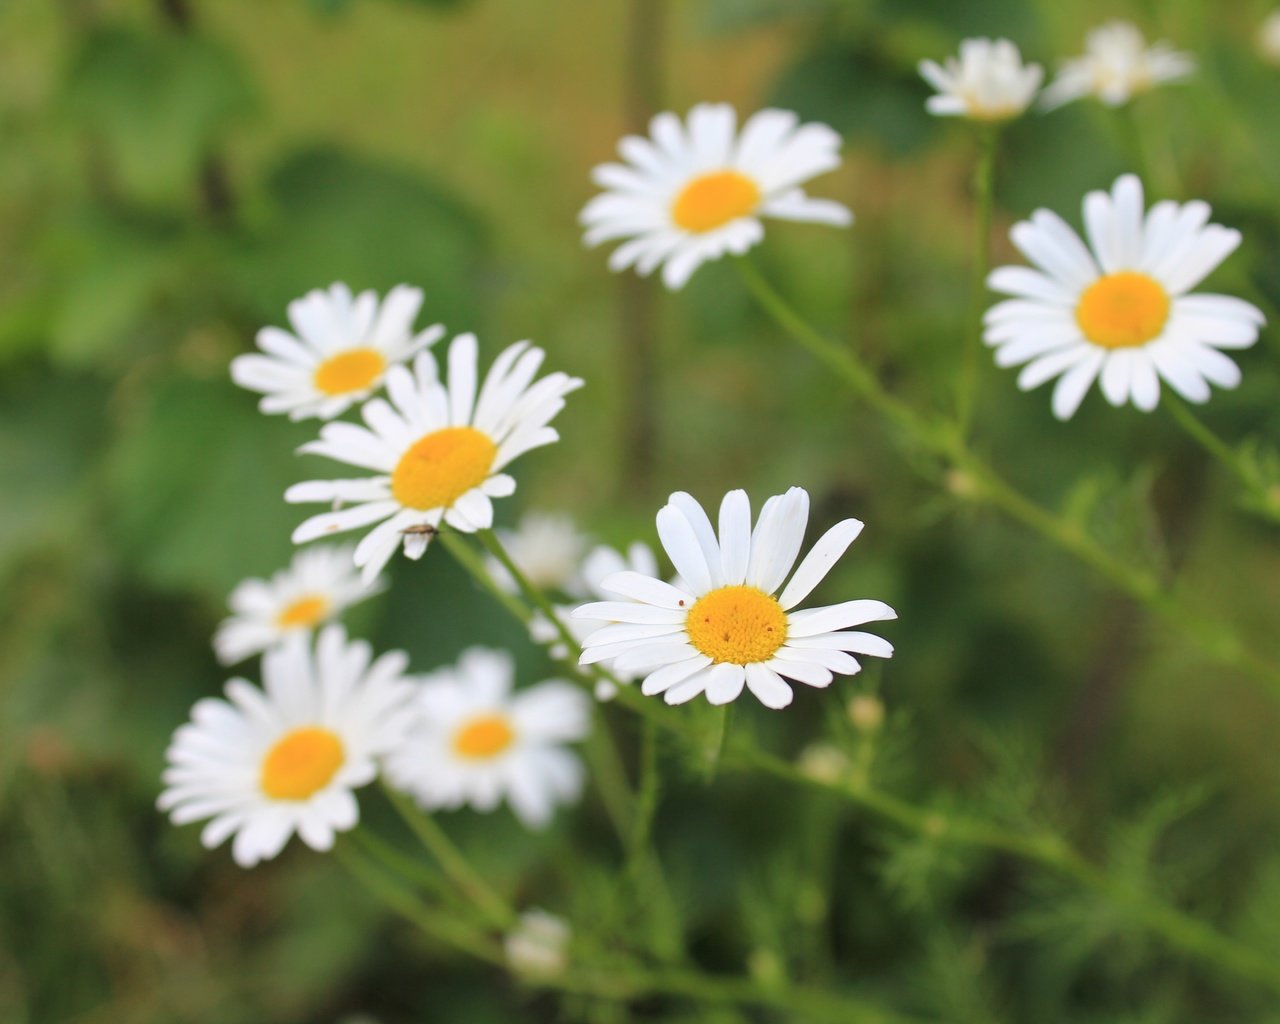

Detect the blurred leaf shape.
xmin=106 ymin=376 xmax=312 ymax=598
xmin=230 ymin=147 xmax=489 ymax=332
xmin=770 ymin=43 xmax=933 ymax=158
xmin=63 ymin=27 xmax=256 ymax=204
xmin=47 ymin=211 xmax=185 ymax=369
xmin=0 ymin=369 xmax=105 ymax=586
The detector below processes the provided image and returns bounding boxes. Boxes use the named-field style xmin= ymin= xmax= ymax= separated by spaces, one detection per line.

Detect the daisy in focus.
xmin=286 ymin=334 xmax=583 ymax=584
xmin=985 ymin=174 xmax=1264 ymax=419
xmin=159 ymin=626 xmax=416 ymax=867
xmin=574 ymin=487 xmax=896 ymax=710
xmin=485 ymin=511 xmax=591 ymax=596
xmin=529 ymin=541 xmax=662 ymax=700
xmin=231 ymin=283 xmax=445 ymax=421
xmin=1041 ymin=21 xmax=1195 ymax=109
xmin=919 ymin=38 xmax=1043 ymax=121
xmin=386 ymin=648 xmax=590 ymax=829
xmin=213 ymin=545 xmax=380 ymax=665
xmin=580 ymin=103 xmax=851 ymax=290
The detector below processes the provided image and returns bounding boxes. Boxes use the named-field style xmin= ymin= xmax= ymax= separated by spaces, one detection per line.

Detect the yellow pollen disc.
xmin=274 ymin=594 xmax=330 ymax=629
xmin=1075 ymin=271 xmax=1170 ymax=349
xmin=313 ymin=347 xmax=387 ymax=396
xmin=453 ymin=715 xmax=515 ymax=759
xmin=390 ymin=426 xmax=497 ymax=511
xmin=671 ymin=170 xmax=762 ymax=233
xmin=686 ymin=585 xmax=788 ymax=665
xmin=260 ymin=727 xmax=345 ymax=800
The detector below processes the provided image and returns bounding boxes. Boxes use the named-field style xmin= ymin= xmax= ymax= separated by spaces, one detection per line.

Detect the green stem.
xmin=382 ymin=783 xmax=515 ymax=928
xmin=472 ymin=526 xmax=685 ymax=960
xmin=702 ymin=702 xmax=732 ymax=779
xmin=350 ymin=827 xmax=452 ymax=901
xmin=334 ymin=842 xmax=504 ymax=964
xmin=1164 ymin=393 xmax=1253 ymax=485
xmin=1116 ymin=103 xmax=1153 ymax=186
xmin=1165 ymin=394 xmax=1280 ymax=524
xmin=957 ymin=125 xmax=998 ymax=436
xmin=439 ymin=529 xmax=532 ymax=625
xmin=628 ymin=716 xmax=661 ymax=877
xmin=475 ymin=528 xmax=581 ymax=651
xmin=735 ymin=256 xmax=1280 ymax=700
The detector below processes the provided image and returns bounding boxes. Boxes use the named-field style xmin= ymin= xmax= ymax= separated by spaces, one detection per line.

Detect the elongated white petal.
xmin=778 ymin=518 xmax=864 ymax=610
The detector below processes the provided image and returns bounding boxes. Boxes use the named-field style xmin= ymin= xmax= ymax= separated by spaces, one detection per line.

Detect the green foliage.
xmin=106 ymin=376 xmax=310 ymax=598
xmin=771 ymin=42 xmax=934 ymax=159
xmin=63 ymin=26 xmax=255 ymax=205
xmin=231 ymin=147 xmax=490 ymax=331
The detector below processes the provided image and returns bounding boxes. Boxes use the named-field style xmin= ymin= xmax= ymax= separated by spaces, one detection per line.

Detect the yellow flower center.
xmin=685 ymin=585 xmax=788 ymax=665
xmin=390 ymin=426 xmax=497 ymax=511
xmin=452 ymin=714 xmax=516 ymax=760
xmin=312 ymin=347 xmax=387 ymax=396
xmin=671 ymin=170 xmax=762 ymax=233
xmin=274 ymin=594 xmax=330 ymax=629
xmin=1075 ymin=271 xmax=1170 ymax=349
xmin=260 ymin=727 xmax=345 ymax=800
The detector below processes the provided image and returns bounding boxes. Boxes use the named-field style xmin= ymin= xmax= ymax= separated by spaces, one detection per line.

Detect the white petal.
xmin=705 ymin=663 xmax=746 ymax=705
xmin=656 ymin=503 xmax=714 ymax=594
xmin=787 ymin=599 xmax=897 ymax=637
xmin=1050 ymin=349 xmax=1106 ymax=420
xmin=744 ymin=663 xmax=793 ymax=709
xmin=746 ymin=487 xmax=809 ymax=594
xmin=778 ymin=518 xmax=864 ymax=610
xmin=599 ymin=571 xmax=692 ymax=609
xmin=717 ymin=489 xmax=752 ymax=586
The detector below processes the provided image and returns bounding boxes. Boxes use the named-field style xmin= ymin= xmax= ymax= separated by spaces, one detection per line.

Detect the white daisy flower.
xmin=919 ymin=38 xmax=1043 ymax=121
xmin=985 ymin=174 xmax=1265 ymax=420
xmin=573 ymin=487 xmax=896 ymax=710
xmin=580 ymin=103 xmax=852 ymax=290
xmin=213 ymin=545 xmax=381 ymax=665
xmin=529 ymin=541 xmax=661 ymax=700
xmin=1260 ymin=10 xmax=1280 ymax=66
xmin=231 ymin=283 xmax=445 ymax=421
xmin=286 ymin=334 xmax=583 ymax=585
xmin=386 ymin=648 xmax=590 ymax=829
xmin=485 ymin=511 xmax=591 ymax=596
xmin=158 ymin=625 xmax=416 ymax=867
xmin=1041 ymin=21 xmax=1195 ymax=110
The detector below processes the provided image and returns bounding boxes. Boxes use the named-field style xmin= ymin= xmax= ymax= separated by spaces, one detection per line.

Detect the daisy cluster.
xmin=914 ymin=22 xmax=1195 ymax=124
xmin=163 ymin=12 xmax=1268 ymax=883
xmin=168 ymin=255 xmax=898 ymax=871
xmin=165 ymin=300 xmax=599 ymax=866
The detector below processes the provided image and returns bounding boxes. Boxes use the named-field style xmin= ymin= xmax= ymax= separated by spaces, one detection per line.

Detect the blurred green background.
xmin=4 ymin=0 xmax=1280 ymax=1021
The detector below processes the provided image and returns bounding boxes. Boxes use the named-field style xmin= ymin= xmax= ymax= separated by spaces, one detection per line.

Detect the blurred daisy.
xmin=1041 ymin=21 xmax=1195 ymax=109
xmin=574 ymin=487 xmax=896 ymax=710
xmin=231 ymin=283 xmax=445 ymax=421
xmin=159 ymin=626 xmax=415 ymax=867
xmin=386 ymin=648 xmax=590 ymax=829
xmin=985 ymin=174 xmax=1264 ymax=419
xmin=530 ymin=541 xmax=662 ymax=700
xmin=580 ymin=103 xmax=852 ymax=290
xmin=505 ymin=909 xmax=571 ymax=979
xmin=213 ymin=545 xmax=380 ymax=665
xmin=286 ymin=334 xmax=583 ymax=584
xmin=919 ymin=38 xmax=1043 ymax=121
xmin=1260 ymin=10 xmax=1280 ymax=65
xmin=485 ymin=511 xmax=590 ymax=596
